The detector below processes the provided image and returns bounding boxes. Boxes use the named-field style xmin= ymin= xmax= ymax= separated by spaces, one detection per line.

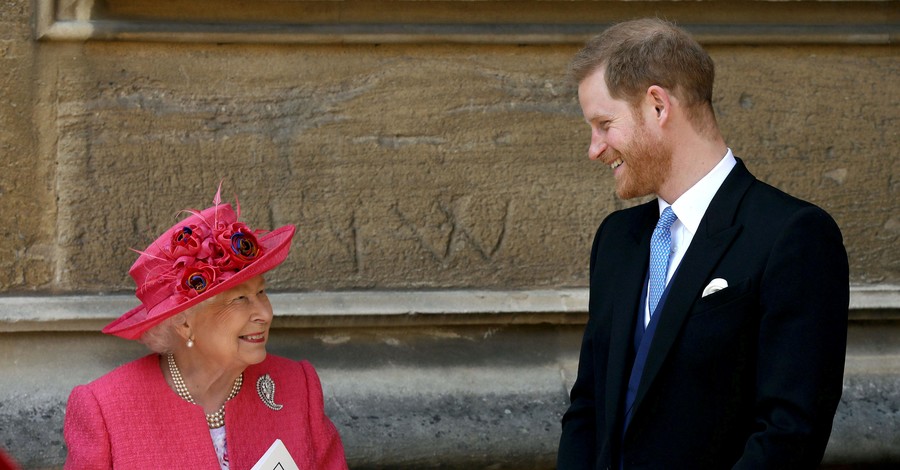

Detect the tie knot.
xmin=656 ymin=206 xmax=677 ymax=230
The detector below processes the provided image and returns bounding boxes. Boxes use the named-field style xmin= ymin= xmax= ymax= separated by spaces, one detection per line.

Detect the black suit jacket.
xmin=558 ymin=159 xmax=849 ymax=470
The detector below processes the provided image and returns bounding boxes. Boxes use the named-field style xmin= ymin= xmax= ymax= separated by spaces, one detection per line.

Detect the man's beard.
xmin=613 ymin=124 xmax=673 ymax=200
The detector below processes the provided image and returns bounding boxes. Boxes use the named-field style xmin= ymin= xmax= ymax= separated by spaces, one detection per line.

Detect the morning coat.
xmin=558 ymin=159 xmax=849 ymax=469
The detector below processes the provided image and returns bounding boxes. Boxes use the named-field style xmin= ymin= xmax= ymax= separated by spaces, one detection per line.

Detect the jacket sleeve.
xmin=557 ymin=221 xmax=606 ymax=470
xmin=64 ymin=385 xmax=113 ymax=470
xmin=558 ymin=316 xmax=599 ymax=470
xmin=300 ymin=361 xmax=349 ymax=470
xmin=734 ymin=206 xmax=849 ymax=469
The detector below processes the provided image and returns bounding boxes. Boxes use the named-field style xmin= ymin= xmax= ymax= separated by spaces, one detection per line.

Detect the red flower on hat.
xmin=213 ymin=222 xmax=263 ymax=269
xmin=168 ymin=224 xmax=209 ymax=268
xmin=178 ymin=263 xmax=218 ymax=298
xmin=229 ymin=227 xmax=262 ymax=263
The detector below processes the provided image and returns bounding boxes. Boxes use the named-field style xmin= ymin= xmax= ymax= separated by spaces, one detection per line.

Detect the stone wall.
xmin=1 ymin=0 xmax=897 ymax=467
xmin=2 ymin=0 xmax=897 ymax=294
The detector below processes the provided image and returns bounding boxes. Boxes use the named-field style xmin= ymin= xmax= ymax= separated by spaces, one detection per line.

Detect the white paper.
xmin=250 ymin=439 xmax=299 ymax=470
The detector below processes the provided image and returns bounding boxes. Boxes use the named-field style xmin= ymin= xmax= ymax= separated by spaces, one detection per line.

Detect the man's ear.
xmin=646 ymin=85 xmax=672 ymax=127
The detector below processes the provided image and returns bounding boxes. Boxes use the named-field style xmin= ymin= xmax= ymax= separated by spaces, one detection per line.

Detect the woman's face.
xmin=186 ymin=275 xmax=273 ymax=371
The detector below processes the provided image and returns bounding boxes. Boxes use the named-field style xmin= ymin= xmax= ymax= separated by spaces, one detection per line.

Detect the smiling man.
xmin=557 ymin=18 xmax=849 ymax=469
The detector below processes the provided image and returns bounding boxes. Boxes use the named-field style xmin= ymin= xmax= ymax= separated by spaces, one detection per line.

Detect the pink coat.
xmin=64 ymin=354 xmax=347 ymax=469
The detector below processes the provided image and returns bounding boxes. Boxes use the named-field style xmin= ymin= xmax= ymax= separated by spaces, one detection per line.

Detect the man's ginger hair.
xmin=570 ymin=18 xmax=719 ymax=136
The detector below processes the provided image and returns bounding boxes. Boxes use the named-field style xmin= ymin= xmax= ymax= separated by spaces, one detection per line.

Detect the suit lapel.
xmin=627 ymin=159 xmax=756 ymax=424
xmin=603 ymin=202 xmax=657 ymax=441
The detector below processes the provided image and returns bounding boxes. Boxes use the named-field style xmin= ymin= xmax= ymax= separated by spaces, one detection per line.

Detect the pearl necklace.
xmin=166 ymin=353 xmax=243 ymax=429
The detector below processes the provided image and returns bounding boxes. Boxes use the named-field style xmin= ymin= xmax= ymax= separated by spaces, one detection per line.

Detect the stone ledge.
xmin=35 ymin=21 xmax=899 ymax=45
xmin=1 ymin=285 xmax=897 ymax=332
xmin=34 ymin=0 xmax=899 ymax=45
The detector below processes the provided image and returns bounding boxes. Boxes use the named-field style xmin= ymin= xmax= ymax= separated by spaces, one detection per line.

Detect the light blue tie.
xmin=649 ymin=207 xmax=678 ymax=316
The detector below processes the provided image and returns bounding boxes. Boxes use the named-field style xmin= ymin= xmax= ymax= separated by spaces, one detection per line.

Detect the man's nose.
xmin=588 ymin=134 xmax=608 ymax=161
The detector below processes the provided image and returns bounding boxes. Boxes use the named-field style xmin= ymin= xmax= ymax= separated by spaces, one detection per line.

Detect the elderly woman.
xmin=63 ymin=188 xmax=347 ymax=469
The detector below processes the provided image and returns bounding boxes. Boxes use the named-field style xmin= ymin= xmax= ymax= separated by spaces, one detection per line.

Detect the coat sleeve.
xmin=557 ymin=221 xmax=606 ymax=470
xmin=300 ymin=361 xmax=349 ymax=470
xmin=734 ymin=206 xmax=849 ymax=469
xmin=64 ymin=385 xmax=113 ymax=470
xmin=558 ymin=315 xmax=599 ymax=470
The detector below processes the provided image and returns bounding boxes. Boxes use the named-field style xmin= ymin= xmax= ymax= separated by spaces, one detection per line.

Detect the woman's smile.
xmin=239 ymin=332 xmax=266 ymax=343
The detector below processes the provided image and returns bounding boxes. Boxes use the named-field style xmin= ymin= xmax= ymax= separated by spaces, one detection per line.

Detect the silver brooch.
xmin=256 ymin=374 xmax=284 ymax=411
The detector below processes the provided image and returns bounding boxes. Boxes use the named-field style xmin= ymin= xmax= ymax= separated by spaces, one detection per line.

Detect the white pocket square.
xmin=702 ymin=278 xmax=729 ymax=297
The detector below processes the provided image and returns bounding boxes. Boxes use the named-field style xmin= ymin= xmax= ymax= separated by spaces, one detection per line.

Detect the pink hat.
xmin=103 ymin=187 xmax=295 ymax=340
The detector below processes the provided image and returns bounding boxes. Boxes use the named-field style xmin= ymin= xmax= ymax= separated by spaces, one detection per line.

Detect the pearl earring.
xmin=186 ymin=337 xmax=194 ymax=348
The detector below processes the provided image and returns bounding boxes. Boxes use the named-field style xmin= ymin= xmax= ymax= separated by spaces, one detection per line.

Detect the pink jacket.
xmin=64 ymin=354 xmax=347 ymax=469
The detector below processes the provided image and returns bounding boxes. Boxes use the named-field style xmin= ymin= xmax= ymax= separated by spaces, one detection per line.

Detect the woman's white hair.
xmin=139 ymin=303 xmax=202 ymax=354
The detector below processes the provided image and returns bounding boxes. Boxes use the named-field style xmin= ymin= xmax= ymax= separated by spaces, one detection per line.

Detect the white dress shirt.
xmin=644 ymin=149 xmax=737 ymax=327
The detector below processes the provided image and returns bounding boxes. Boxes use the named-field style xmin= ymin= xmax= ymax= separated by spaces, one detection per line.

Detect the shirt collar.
xmin=658 ymin=148 xmax=737 ymax=234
